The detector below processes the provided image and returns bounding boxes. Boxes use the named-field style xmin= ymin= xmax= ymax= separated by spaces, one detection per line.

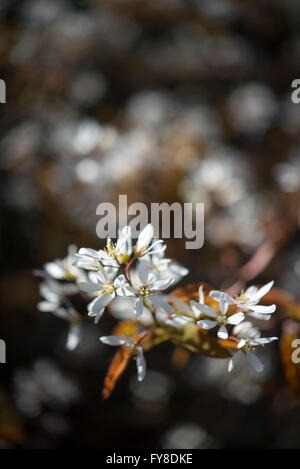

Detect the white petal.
xmin=68 ymin=244 xmax=77 ymax=257
xmin=113 ymin=274 xmax=126 ymax=288
xmin=37 ymin=301 xmax=58 ymax=312
xmin=245 ymin=285 xmax=258 ymax=296
xmin=100 ymin=336 xmax=127 ymax=346
xmin=233 ymin=321 xmax=260 ymax=340
xmin=134 ymin=297 xmax=144 ymax=319
xmin=247 ymin=351 xmax=263 ymax=373
xmin=149 ymin=294 xmax=174 ymax=313
xmin=151 ymin=277 xmax=175 ymax=291
xmin=88 ymin=294 xmax=112 ymax=314
xmin=196 ymin=304 xmax=218 ymax=319
xmin=114 ymin=279 xmax=137 ymax=296
xmin=136 ymin=346 xmax=146 ymax=382
xmin=198 ymin=285 xmax=204 ymax=305
xmin=217 ymin=325 xmax=228 ymax=339
xmin=169 ymin=262 xmax=189 ymax=278
xmin=209 ymin=290 xmax=235 ymax=305
xmin=228 ymin=351 xmax=243 ymax=372
xmin=190 ymin=301 xmax=202 ymax=319
xmin=227 ymin=312 xmax=245 ymax=325
xmin=92 ymin=311 xmax=105 ymax=324
xmin=66 ymin=323 xmax=81 ymax=350
xmin=94 ymin=266 xmax=110 ymax=283
xmin=250 ymin=304 xmax=276 ymax=314
xmin=79 ymin=282 xmax=101 ymax=293
xmin=74 ymin=257 xmax=98 ymax=271
xmin=237 ymin=339 xmax=246 ymax=349
xmin=40 ymin=282 xmax=60 ymax=302
xmin=117 ymin=225 xmax=132 ymax=253
xmin=78 ymin=247 xmax=100 ymax=258
xmin=45 ymin=262 xmax=65 ymax=279
xmin=247 ymin=311 xmax=272 ymax=321
xmin=54 ymin=307 xmax=71 ymax=320
xmin=136 ymin=224 xmax=154 ymax=251
xmin=118 ymin=285 xmax=137 ymax=297
xmin=138 ymin=259 xmax=150 ymax=284
xmin=251 ymin=337 xmax=278 ymax=346
xmin=114 ymin=275 xmax=134 ymax=297
xmin=219 ymin=297 xmax=229 ymax=316
xmin=143 ymin=240 xmax=166 ymax=256
xmin=249 ymin=281 xmax=274 ymax=303
xmin=197 ymin=319 xmax=217 ymax=330
xmin=171 ymin=314 xmax=194 ymax=325
xmin=172 ymin=296 xmax=191 ymax=314
xmin=60 ymin=283 xmax=79 ymax=295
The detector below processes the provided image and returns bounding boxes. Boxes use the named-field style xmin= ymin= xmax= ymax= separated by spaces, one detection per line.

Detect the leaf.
xmin=171 ymin=347 xmax=191 ymax=370
xmin=285 ymin=304 xmax=300 ymax=322
xmin=138 ymin=328 xmax=170 ymax=352
xmin=280 ymin=331 xmax=300 ymax=397
xmin=111 ymin=320 xmax=138 ymax=337
xmin=218 ymin=337 xmax=239 ymax=350
xmin=170 ymin=323 xmax=232 ymax=358
xmin=102 ymin=345 xmax=134 ymax=400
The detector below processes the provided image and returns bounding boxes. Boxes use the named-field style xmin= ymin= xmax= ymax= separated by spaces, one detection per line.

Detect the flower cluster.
xmin=171 ymin=282 xmax=277 ymax=372
xmin=36 ymin=224 xmax=278 ymax=393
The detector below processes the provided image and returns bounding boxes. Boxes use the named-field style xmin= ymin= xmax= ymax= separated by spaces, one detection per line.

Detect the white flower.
xmin=116 ymin=225 xmax=133 ymax=262
xmin=97 ymin=225 xmax=133 ymax=267
xmin=228 ymin=336 xmax=278 ymax=373
xmin=156 ymin=309 xmax=188 ymax=328
xmin=66 ymin=322 xmax=81 ymax=351
xmin=171 ymin=296 xmax=196 ymax=325
xmin=236 ymin=281 xmax=276 ymax=318
xmin=74 ymin=227 xmax=132 ymax=273
xmin=44 ymin=245 xmax=81 ymax=281
xmin=197 ymin=290 xmax=244 ymax=339
xmin=37 ymin=279 xmax=78 ymax=313
xmin=146 ymin=250 xmax=188 ymax=285
xmin=134 ymin=224 xmax=166 ymax=258
xmin=171 ymin=286 xmax=206 ymax=325
xmin=74 ymin=248 xmax=103 ymax=271
xmin=124 ymin=259 xmax=174 ymax=319
xmin=190 ymin=285 xmax=209 ymax=319
xmin=37 ymin=279 xmax=81 ymax=350
xmin=233 ymin=321 xmax=261 ymax=340
xmin=79 ymin=269 xmax=128 ymax=323
xmin=100 ymin=332 xmax=146 ymax=382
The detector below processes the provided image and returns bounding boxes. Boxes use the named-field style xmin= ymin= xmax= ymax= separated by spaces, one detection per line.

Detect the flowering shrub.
xmin=36 ymin=224 xmax=279 ymax=398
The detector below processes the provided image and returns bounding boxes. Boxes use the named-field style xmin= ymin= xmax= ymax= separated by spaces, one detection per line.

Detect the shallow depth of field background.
xmin=1 ymin=0 xmax=300 ymax=449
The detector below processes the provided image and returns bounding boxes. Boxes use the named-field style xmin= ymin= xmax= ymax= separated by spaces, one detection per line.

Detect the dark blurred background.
xmin=1 ymin=0 xmax=300 ymax=449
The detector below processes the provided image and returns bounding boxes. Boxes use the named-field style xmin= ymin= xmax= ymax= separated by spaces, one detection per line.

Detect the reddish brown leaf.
xmin=111 ymin=320 xmax=138 ymax=337
xmin=218 ymin=337 xmax=239 ymax=350
xmin=102 ymin=346 xmax=134 ymax=400
xmin=285 ymin=304 xmax=300 ymax=322
xmin=169 ymin=323 xmax=232 ymax=358
xmin=280 ymin=321 xmax=300 ymax=397
xmin=171 ymin=347 xmax=191 ymax=369
xmin=262 ymin=288 xmax=294 ymax=310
